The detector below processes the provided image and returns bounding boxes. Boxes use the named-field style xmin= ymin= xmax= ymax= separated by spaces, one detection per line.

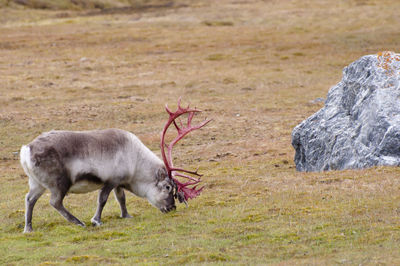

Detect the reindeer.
xmin=20 ymin=99 xmax=211 ymax=233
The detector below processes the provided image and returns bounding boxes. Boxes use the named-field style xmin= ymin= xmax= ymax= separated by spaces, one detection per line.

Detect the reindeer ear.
xmin=156 ymin=167 xmax=168 ymax=182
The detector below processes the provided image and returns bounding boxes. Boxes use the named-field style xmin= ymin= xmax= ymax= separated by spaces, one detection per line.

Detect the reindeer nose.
xmin=166 ymin=204 xmax=176 ymax=212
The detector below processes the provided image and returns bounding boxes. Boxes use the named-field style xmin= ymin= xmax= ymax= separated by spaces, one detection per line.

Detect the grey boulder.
xmin=292 ymin=52 xmax=400 ymax=171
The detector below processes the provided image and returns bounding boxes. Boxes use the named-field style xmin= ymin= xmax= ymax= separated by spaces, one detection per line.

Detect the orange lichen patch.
xmin=377 ymin=51 xmax=400 ymax=76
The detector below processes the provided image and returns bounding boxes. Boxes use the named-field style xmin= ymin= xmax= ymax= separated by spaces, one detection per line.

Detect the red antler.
xmin=160 ymin=98 xmax=211 ymax=204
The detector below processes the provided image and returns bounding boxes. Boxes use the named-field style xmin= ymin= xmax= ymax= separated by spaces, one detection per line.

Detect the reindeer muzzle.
xmin=161 ymin=204 xmax=176 ymax=213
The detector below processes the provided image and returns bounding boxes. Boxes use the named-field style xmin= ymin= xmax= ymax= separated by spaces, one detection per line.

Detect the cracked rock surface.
xmin=292 ymin=52 xmax=400 ymax=171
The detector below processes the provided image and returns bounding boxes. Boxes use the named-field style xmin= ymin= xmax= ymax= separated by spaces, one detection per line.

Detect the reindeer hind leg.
xmin=24 ymin=177 xmax=46 ymax=233
xmin=49 ymin=187 xmax=85 ymax=227
xmin=49 ymin=191 xmax=85 ymax=227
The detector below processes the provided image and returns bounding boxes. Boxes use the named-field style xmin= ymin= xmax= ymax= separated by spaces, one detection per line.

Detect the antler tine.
xmin=174 ymin=172 xmax=201 ymax=182
xmin=178 ymin=117 xmax=184 ymax=131
xmin=165 ymin=104 xmax=173 ymax=115
xmin=187 ymin=111 xmax=195 ymax=127
xmin=173 ymin=119 xmax=180 ymax=132
xmin=177 ymin=97 xmax=183 ymax=109
xmin=171 ymin=167 xmax=203 ymax=177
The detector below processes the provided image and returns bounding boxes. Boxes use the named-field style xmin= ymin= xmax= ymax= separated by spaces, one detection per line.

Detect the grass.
xmin=1 ymin=0 xmax=400 ymax=264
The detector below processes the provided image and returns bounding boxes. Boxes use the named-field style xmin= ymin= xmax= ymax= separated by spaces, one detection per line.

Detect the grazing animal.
xmin=20 ymin=99 xmax=210 ymax=233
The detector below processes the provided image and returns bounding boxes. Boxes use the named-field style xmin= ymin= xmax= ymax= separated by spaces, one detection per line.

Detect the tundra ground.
xmin=1 ymin=0 xmax=400 ymax=264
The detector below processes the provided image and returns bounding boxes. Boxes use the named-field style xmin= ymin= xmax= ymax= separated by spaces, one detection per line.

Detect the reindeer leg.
xmin=113 ymin=187 xmax=132 ymax=218
xmin=24 ymin=178 xmax=45 ymax=233
xmin=49 ymin=189 xmax=85 ymax=227
xmin=91 ymin=183 xmax=115 ymax=226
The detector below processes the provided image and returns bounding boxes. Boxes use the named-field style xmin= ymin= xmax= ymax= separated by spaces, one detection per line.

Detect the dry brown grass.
xmin=1 ymin=0 xmax=400 ymax=264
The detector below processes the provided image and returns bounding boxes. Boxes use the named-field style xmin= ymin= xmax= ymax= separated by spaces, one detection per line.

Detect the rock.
xmin=292 ymin=51 xmax=400 ymax=171
xmin=309 ymin=97 xmax=325 ymax=104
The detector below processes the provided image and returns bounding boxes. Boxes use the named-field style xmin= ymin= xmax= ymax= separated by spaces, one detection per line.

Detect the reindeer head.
xmin=146 ymin=167 xmax=177 ymax=213
xmin=160 ymin=98 xmax=212 ymax=206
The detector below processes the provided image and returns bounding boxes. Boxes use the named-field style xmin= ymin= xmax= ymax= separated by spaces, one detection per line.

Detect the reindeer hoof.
xmin=78 ymin=222 xmax=86 ymax=227
xmin=91 ymin=218 xmax=102 ymax=226
xmin=121 ymin=213 xmax=133 ymax=219
xmin=24 ymin=227 xmax=33 ymax=233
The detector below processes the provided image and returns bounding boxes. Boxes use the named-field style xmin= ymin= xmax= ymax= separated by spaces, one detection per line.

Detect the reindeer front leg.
xmin=91 ymin=183 xmax=115 ymax=226
xmin=114 ymin=187 xmax=132 ymax=218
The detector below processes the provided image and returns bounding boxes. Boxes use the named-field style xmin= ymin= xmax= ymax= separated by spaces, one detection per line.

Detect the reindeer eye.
xmin=165 ymin=185 xmax=171 ymax=191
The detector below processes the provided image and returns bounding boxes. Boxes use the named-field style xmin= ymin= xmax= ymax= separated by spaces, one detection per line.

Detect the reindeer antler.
xmin=160 ymin=98 xmax=212 ymax=204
